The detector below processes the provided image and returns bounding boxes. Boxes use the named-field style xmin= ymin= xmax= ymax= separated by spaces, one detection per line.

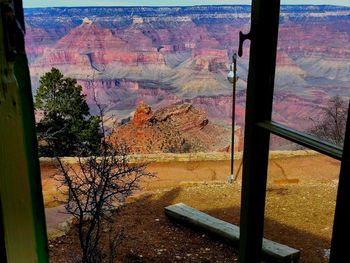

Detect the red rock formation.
xmin=110 ymin=102 xmax=232 ymax=153
xmin=132 ymin=102 xmax=155 ymax=126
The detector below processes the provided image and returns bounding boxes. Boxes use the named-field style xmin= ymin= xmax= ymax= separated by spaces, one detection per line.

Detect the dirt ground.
xmin=43 ymin=153 xmax=340 ymax=263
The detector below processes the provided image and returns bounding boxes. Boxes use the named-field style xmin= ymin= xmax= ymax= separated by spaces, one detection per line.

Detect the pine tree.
xmin=35 ymin=68 xmax=101 ymax=156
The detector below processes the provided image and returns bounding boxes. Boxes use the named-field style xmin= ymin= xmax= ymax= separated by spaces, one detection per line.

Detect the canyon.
xmin=24 ymin=5 xmax=350 ymax=150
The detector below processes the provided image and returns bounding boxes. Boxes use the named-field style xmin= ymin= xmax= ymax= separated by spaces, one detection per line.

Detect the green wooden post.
xmin=239 ymin=0 xmax=281 ymax=262
xmin=330 ymin=101 xmax=350 ymax=262
xmin=0 ymin=0 xmax=49 ymax=262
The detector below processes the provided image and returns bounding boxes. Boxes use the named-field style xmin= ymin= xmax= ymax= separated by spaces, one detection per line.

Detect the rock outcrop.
xmin=110 ymin=102 xmax=242 ymax=153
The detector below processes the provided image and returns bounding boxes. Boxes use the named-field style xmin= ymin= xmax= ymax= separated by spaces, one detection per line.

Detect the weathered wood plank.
xmin=165 ymin=203 xmax=300 ymax=263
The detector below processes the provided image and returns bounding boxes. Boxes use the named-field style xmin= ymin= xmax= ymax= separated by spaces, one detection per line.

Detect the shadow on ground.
xmin=49 ymin=183 xmax=332 ymax=263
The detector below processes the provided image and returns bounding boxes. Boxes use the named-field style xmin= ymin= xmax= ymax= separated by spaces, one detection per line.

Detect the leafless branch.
xmin=53 ymin=80 xmax=155 ymax=263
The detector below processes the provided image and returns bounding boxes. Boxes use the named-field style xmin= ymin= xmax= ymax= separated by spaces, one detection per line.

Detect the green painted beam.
xmin=257 ymin=120 xmax=343 ymax=160
xmin=0 ymin=198 xmax=7 ymax=263
xmin=239 ymin=0 xmax=281 ymax=262
xmin=330 ymin=101 xmax=350 ymax=262
xmin=0 ymin=1 xmax=49 ymax=262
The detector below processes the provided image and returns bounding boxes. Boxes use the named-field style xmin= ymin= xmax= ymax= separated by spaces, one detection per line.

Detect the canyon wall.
xmin=25 ymin=5 xmax=350 ymax=150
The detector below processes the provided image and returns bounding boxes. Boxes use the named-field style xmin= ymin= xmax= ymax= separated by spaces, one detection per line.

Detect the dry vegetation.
xmin=42 ymin=153 xmax=340 ymax=263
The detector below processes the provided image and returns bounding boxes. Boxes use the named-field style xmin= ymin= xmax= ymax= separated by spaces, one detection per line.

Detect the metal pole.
xmin=229 ymin=53 xmax=237 ymax=183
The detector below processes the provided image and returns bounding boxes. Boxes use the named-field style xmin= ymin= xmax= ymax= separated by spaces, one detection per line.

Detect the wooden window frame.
xmin=0 ymin=1 xmax=49 ymax=262
xmin=239 ymin=1 xmax=350 ymax=262
xmin=0 ymin=0 xmax=349 ymax=262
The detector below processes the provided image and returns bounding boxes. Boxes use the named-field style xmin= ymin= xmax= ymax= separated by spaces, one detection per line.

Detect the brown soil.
xmin=43 ymin=154 xmax=340 ymax=263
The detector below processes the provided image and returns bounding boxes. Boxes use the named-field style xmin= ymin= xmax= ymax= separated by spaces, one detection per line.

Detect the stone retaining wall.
xmin=40 ymin=150 xmax=320 ymax=164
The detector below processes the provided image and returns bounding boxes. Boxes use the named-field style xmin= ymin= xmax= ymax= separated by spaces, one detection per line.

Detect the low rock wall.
xmin=40 ymin=150 xmax=320 ymax=164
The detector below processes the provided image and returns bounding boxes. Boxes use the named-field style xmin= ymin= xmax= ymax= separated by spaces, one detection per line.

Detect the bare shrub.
xmin=51 ymin=86 xmax=155 ymax=262
xmin=309 ymin=95 xmax=348 ymax=146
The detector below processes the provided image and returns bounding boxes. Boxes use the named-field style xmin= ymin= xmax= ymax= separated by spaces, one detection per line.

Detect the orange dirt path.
xmin=42 ymin=153 xmax=340 ymax=263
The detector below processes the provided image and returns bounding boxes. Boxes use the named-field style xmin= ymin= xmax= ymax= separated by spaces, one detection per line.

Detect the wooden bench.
xmin=165 ymin=203 xmax=300 ymax=263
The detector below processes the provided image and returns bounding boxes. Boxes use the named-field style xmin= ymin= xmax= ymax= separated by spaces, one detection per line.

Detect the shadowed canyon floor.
xmin=42 ymin=153 xmax=339 ymax=263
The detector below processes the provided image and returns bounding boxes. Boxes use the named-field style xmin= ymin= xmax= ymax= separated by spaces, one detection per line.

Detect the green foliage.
xmin=35 ymin=68 xmax=101 ymax=156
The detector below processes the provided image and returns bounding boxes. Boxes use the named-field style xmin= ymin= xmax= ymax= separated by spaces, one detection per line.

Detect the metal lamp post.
xmin=227 ymin=52 xmax=239 ymax=183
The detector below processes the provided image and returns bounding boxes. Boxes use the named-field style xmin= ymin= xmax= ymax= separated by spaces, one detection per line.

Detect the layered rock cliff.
xmin=24 ymin=5 xmax=350 ymax=149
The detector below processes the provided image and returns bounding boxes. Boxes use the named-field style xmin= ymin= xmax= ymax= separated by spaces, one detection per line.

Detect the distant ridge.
xmin=24 ymin=5 xmax=350 ymax=9
xmin=24 ymin=5 xmax=350 ymax=31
